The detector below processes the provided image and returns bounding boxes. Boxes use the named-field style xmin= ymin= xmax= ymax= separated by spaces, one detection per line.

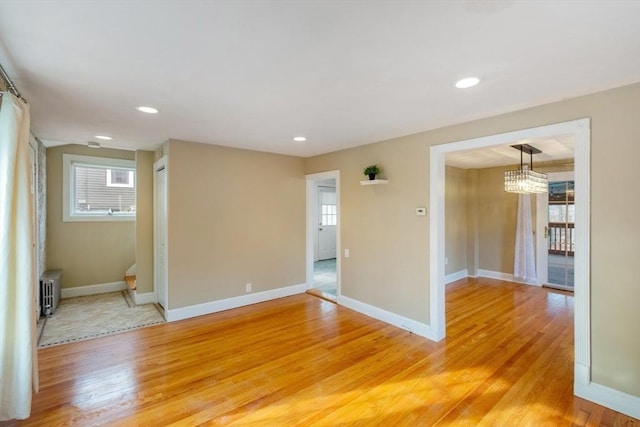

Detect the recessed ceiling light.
xmin=94 ymin=135 xmax=112 ymax=140
xmin=293 ymin=136 xmax=307 ymax=142
xmin=455 ymin=77 xmax=480 ymax=89
xmin=136 ymin=106 xmax=159 ymax=114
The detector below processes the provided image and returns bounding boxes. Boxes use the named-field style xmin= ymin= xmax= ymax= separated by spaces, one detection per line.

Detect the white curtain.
xmin=0 ymin=92 xmax=38 ymax=421
xmin=514 ymin=193 xmax=537 ymax=283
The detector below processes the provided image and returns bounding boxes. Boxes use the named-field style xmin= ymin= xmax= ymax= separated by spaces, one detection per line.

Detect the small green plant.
xmin=363 ymin=164 xmax=380 ymax=176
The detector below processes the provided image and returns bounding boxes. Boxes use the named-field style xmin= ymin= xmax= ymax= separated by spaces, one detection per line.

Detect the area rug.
xmin=38 ymin=291 xmax=165 ymax=348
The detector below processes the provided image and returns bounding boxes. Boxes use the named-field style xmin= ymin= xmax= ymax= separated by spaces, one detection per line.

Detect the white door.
xmin=154 ymin=164 xmax=168 ymax=312
xmin=317 ymin=186 xmax=337 ymax=260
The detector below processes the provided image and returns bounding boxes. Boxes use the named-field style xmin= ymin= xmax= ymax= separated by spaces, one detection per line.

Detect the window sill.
xmin=63 ymin=214 xmax=136 ymax=223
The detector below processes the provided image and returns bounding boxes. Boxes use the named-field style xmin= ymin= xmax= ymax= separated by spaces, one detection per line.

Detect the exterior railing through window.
xmin=548 ymin=222 xmax=575 ymax=256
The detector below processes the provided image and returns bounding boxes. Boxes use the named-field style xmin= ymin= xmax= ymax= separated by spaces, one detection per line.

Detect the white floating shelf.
xmin=360 ymin=179 xmax=389 ymax=186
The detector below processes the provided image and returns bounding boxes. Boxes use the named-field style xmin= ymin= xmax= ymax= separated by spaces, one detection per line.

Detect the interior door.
xmin=317 ymin=186 xmax=337 ymax=260
xmin=155 ymin=164 xmax=168 ymax=311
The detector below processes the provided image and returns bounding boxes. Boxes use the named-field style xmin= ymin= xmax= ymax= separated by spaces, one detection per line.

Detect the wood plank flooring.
xmin=2 ymin=277 xmax=638 ymax=426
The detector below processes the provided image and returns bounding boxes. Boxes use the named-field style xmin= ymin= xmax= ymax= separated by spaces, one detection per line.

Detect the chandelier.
xmin=504 ymin=144 xmax=548 ymax=194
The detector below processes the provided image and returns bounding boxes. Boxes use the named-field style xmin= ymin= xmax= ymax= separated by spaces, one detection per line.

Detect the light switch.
xmin=344 ymin=249 xmax=350 ymax=258
xmin=416 ymin=207 xmax=426 ymax=216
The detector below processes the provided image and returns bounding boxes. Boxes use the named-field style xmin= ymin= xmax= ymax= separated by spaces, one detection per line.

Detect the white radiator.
xmin=40 ymin=269 xmax=62 ymax=317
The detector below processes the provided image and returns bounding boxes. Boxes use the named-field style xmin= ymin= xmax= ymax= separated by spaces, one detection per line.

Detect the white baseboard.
xmin=338 ymin=295 xmax=434 ymax=340
xmin=166 ymin=283 xmax=307 ymax=322
xmin=575 ymin=377 xmax=640 ymax=419
xmin=61 ymin=281 xmax=126 ymax=298
xmin=134 ymin=292 xmax=156 ymax=305
xmin=445 ymin=269 xmax=468 ymax=284
xmin=477 ymin=269 xmax=539 ymax=286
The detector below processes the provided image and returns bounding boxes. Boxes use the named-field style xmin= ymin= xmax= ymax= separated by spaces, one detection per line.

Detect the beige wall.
xmin=475 ymin=165 xmax=520 ymax=274
xmin=445 ymin=166 xmax=467 ymax=275
xmin=465 ymin=169 xmax=479 ymax=276
xmin=135 ymin=151 xmax=154 ymax=294
xmin=46 ymin=144 xmax=135 ymax=288
xmin=165 ymin=139 xmax=306 ymax=309
xmin=305 ymin=137 xmax=430 ymax=322
xmin=305 ymin=83 xmax=640 ymax=397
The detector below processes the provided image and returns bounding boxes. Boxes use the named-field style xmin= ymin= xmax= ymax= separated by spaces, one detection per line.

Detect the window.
xmin=63 ymin=154 xmax=136 ymax=222
xmin=321 ymin=204 xmax=337 ymax=225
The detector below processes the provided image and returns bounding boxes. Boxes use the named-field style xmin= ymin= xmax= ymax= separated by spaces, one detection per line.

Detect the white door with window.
xmin=317 ymin=186 xmax=337 ymax=260
xmin=154 ymin=163 xmax=168 ymax=312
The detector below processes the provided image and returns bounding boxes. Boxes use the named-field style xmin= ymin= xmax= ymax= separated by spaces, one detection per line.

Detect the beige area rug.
xmin=38 ymin=291 xmax=165 ymax=348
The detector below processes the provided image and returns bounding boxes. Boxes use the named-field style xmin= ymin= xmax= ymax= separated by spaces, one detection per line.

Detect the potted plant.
xmin=363 ymin=164 xmax=380 ymax=180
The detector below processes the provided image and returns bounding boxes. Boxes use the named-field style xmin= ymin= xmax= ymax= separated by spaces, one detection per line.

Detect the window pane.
xmin=73 ymin=165 xmax=136 ymax=214
xmin=321 ymin=204 xmax=337 ymax=225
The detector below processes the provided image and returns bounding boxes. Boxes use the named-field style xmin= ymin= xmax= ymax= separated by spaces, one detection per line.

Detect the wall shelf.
xmin=360 ymin=179 xmax=389 ymax=186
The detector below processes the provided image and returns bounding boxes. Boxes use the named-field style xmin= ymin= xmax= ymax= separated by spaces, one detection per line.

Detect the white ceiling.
xmin=445 ymin=135 xmax=575 ymax=169
xmin=0 ymin=1 xmax=638 ymax=157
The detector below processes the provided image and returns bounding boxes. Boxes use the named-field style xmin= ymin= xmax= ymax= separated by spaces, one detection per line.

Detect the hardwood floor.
xmin=3 ymin=277 xmax=638 ymax=426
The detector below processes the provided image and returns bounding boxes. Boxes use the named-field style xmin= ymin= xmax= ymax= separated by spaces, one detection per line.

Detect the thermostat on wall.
xmin=416 ymin=207 xmax=426 ymax=216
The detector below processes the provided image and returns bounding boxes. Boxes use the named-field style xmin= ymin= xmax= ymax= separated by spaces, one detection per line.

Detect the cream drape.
xmin=514 ymin=193 xmax=537 ymax=283
xmin=0 ymin=92 xmax=38 ymax=421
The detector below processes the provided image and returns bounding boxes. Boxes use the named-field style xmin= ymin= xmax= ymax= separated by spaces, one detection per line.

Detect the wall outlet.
xmin=245 ymin=283 xmax=252 ymax=293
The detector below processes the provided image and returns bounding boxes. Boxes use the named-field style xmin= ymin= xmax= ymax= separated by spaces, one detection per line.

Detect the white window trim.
xmin=63 ymin=154 xmax=136 ymax=222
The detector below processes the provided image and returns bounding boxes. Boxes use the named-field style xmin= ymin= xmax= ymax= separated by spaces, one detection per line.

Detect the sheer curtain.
xmin=0 ymin=92 xmax=38 ymax=421
xmin=514 ymin=193 xmax=537 ymax=284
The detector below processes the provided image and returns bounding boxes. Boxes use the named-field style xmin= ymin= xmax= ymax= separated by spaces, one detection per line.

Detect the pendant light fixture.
xmin=504 ymin=144 xmax=548 ymax=194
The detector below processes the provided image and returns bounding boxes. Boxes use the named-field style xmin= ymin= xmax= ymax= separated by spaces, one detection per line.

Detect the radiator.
xmin=40 ymin=269 xmax=62 ymax=317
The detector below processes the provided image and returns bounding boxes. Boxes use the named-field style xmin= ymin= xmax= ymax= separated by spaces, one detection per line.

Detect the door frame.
xmin=306 ymin=170 xmax=340 ymax=295
xmin=536 ymin=171 xmax=575 ymax=286
xmin=153 ymin=156 xmax=169 ymax=317
xmin=429 ymin=118 xmax=591 ymax=394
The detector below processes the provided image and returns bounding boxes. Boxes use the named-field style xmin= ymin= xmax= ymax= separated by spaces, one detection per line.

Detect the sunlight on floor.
xmin=225 ymin=369 xmax=507 ymax=425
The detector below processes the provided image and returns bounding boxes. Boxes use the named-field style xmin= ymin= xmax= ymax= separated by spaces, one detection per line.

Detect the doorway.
xmin=315 ymin=180 xmax=337 ymax=297
xmin=306 ymin=171 xmax=340 ymax=301
xmin=430 ymin=118 xmax=591 ymax=396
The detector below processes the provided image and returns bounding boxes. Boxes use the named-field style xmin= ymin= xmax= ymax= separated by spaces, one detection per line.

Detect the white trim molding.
xmin=476 ymin=269 xmax=540 ymax=286
xmin=338 ymin=295 xmax=434 ymax=340
xmin=575 ymin=380 xmax=640 ymax=420
xmin=166 ymin=283 xmax=307 ymax=322
xmin=61 ymin=281 xmax=126 ymax=298
xmin=445 ymin=269 xmax=468 ymax=285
